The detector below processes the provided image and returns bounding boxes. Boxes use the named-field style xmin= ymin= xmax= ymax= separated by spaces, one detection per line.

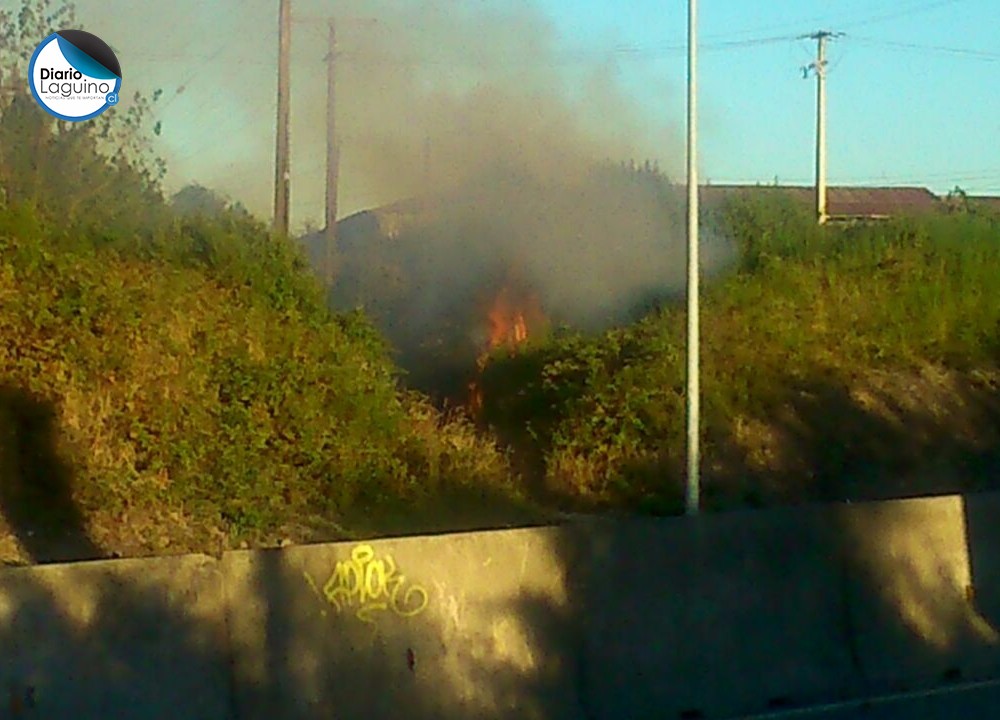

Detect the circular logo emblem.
xmin=28 ymin=30 xmax=122 ymax=122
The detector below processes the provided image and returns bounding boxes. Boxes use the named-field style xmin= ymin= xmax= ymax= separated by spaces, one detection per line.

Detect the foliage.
xmin=3 ymin=0 xmax=997 ymax=543
xmin=171 ymin=184 xmax=251 ymax=220
xmin=0 ymin=0 xmax=527 ymax=556
xmin=0 ymin=202 xmax=519 ymax=550
xmin=479 ymin=196 xmax=1000 ymax=512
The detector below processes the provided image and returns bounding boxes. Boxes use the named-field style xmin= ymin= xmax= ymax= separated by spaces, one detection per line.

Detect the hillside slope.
xmin=0 ymin=205 xmax=531 ymax=565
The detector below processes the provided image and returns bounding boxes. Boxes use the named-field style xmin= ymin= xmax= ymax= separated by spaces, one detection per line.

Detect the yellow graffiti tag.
xmin=304 ymin=544 xmax=428 ymax=623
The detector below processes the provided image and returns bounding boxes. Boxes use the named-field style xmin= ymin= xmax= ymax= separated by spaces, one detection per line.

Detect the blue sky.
xmin=42 ymin=0 xmax=1000 ymax=228
xmin=535 ymin=0 xmax=1000 ymax=188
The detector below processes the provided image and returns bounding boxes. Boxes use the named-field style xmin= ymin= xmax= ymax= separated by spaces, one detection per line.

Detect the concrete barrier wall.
xmin=2 ymin=493 xmax=1000 ymax=719
xmin=0 ymin=554 xmax=231 ymax=720
xmin=838 ymin=494 xmax=1000 ymax=694
xmin=221 ymin=526 xmax=585 ymax=720
xmin=579 ymin=507 xmax=863 ymax=720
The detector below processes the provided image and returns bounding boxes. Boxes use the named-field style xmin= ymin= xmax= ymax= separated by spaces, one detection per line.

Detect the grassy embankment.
xmin=2 ymin=187 xmax=998 ymax=563
xmin=479 ymin=194 xmax=1000 ymax=513
xmin=0 ymin=201 xmax=532 ymax=564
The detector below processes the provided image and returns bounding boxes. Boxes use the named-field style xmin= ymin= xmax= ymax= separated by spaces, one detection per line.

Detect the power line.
xmin=848 ymin=36 xmax=1000 ymax=62
xmin=155 ymin=40 xmax=235 ymax=113
xmin=689 ymin=0 xmax=970 ymax=46
xmin=167 ymin=113 xmax=263 ymax=164
xmin=126 ymin=31 xmax=799 ymax=69
xmin=125 ymin=32 xmax=999 ymax=71
xmin=323 ymin=34 xmax=799 ymax=68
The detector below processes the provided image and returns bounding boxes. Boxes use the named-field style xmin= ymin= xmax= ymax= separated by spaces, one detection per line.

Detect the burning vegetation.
xmin=486 ymin=287 xmax=531 ymax=352
xmin=467 ymin=280 xmax=546 ymax=413
xmin=305 ymin=162 xmax=735 ymax=416
xmin=480 ymin=277 xmax=545 ymax=354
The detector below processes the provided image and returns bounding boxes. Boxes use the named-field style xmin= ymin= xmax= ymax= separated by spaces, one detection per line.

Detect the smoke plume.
xmin=71 ymin=0 xmax=734 ymax=349
xmin=325 ymin=1 xmax=661 ymax=207
xmin=291 ymin=0 xmax=734 ymax=335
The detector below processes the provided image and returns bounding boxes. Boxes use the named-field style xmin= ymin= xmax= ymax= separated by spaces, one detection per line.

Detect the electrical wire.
xmin=155 ymin=39 xmax=235 ymax=113
xmin=167 ymin=112 xmax=265 ymax=164
xmin=133 ymin=2 xmax=994 ymax=195
xmin=848 ymin=36 xmax=1000 ymax=62
xmin=672 ymin=0 xmax=972 ymax=47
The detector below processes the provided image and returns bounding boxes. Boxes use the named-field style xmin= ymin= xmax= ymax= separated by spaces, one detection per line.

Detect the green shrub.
xmin=0 ymin=202 xmax=517 ymax=550
xmin=480 ymin=195 xmax=1000 ymax=512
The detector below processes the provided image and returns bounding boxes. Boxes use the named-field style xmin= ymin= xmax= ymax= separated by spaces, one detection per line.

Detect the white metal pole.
xmin=816 ymin=32 xmax=828 ymax=225
xmin=685 ymin=0 xmax=700 ymax=515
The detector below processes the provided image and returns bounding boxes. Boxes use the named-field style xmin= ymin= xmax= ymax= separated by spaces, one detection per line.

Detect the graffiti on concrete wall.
xmin=304 ymin=544 xmax=429 ymax=623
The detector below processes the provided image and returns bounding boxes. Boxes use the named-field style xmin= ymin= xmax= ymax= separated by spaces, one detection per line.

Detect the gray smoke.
xmin=69 ymin=0 xmax=735 ymax=336
xmin=291 ymin=1 xmax=735 ymax=332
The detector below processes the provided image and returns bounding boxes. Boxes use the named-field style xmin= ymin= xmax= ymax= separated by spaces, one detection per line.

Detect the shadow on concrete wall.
xmin=835 ymin=495 xmax=1000 ymax=696
xmin=771 ymin=368 xmax=1000 ymax=704
xmin=562 ymin=360 xmax=1000 ymax=717
xmin=0 ymin=530 xmax=587 ymax=719
xmin=719 ymin=368 xmax=1000 ymax=706
xmin=234 ymin=528 xmax=588 ymax=720
xmin=2 ymin=369 xmax=1000 ymax=718
xmin=0 ymin=385 xmax=232 ymax=716
xmin=0 ymin=404 xmax=588 ymax=720
xmin=961 ymin=494 xmax=1000 ymax=679
xmin=0 ymin=553 xmax=233 ymax=718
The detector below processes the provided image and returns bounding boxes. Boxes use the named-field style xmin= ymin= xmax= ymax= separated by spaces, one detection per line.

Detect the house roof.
xmin=967 ymin=195 xmax=1000 ymax=213
xmin=331 ymin=184 xmax=990 ymax=244
xmin=699 ymin=185 xmax=942 ymax=217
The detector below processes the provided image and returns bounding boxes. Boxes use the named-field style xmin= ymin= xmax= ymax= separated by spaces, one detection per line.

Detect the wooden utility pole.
xmin=803 ymin=30 xmax=841 ymax=225
xmin=323 ymin=19 xmax=339 ymax=286
xmin=273 ymin=0 xmax=292 ymax=235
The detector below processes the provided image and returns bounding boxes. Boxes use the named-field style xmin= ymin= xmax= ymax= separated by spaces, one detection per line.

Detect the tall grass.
xmin=480 ymin=196 xmax=1000 ymax=512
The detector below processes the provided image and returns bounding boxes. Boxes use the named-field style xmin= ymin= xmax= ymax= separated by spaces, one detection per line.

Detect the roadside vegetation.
xmin=0 ymin=1 xmax=528 ymax=564
xmin=2 ymin=0 xmax=998 ymax=563
xmin=479 ymin=194 xmax=1000 ymax=513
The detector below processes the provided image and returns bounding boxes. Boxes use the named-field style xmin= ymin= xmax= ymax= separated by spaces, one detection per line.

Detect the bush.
xmin=0 ymin=202 xmax=517 ymax=551
xmin=479 ymin=195 xmax=1000 ymax=512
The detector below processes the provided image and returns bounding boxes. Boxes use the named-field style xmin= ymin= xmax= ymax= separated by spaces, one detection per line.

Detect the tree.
xmin=946 ymin=185 xmax=970 ymax=214
xmin=171 ymin=184 xmax=231 ymax=218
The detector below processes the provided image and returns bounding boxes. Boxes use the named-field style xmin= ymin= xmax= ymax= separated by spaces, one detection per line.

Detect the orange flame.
xmin=468 ymin=284 xmax=540 ymax=415
xmin=486 ymin=286 xmax=530 ymax=352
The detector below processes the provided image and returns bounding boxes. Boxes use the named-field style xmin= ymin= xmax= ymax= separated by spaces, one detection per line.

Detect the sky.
xmin=16 ymin=0 xmax=999 ymax=231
